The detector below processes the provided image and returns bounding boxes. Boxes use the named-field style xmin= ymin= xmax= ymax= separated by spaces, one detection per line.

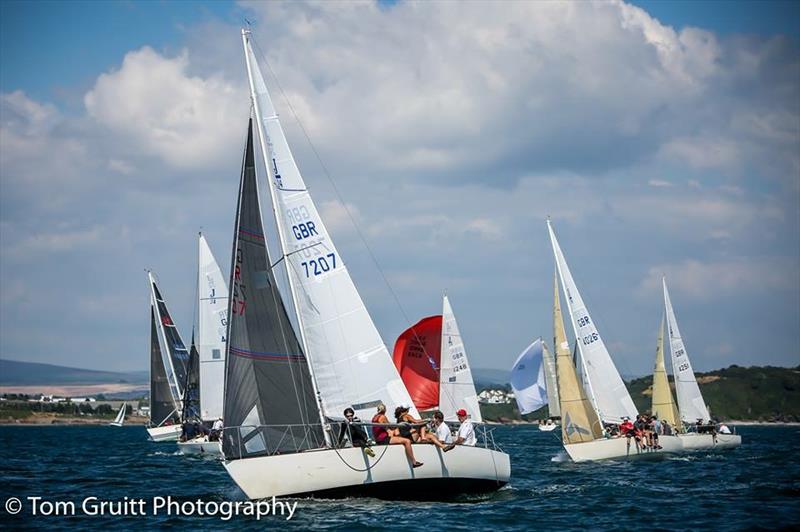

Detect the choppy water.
xmin=1 ymin=425 xmax=798 ymax=530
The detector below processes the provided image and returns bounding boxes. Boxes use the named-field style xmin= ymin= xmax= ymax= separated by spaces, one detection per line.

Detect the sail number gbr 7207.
xmin=286 ymin=205 xmax=338 ymax=278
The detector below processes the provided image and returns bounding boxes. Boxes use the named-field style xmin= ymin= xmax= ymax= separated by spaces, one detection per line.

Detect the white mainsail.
xmin=541 ymin=341 xmax=560 ymax=417
xmin=547 ymin=220 xmax=638 ymax=423
xmin=197 ymin=233 xmax=228 ymax=421
xmin=510 ymin=338 xmax=548 ymax=415
xmin=438 ymin=294 xmax=481 ymax=422
xmin=663 ymin=277 xmax=710 ymax=424
xmin=242 ymin=32 xmax=416 ymax=421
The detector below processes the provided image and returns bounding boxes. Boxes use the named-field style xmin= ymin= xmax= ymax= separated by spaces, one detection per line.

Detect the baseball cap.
xmin=456 ymin=409 xmax=468 ymax=417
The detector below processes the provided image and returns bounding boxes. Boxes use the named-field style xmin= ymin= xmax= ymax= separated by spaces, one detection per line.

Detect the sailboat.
xmin=177 ymin=234 xmax=228 ymax=456
xmin=219 ymin=29 xmax=510 ymax=500
xmin=662 ymin=277 xmax=742 ymax=450
xmin=510 ymin=338 xmax=559 ymax=430
xmin=547 ymin=221 xmax=682 ymax=461
xmin=146 ymin=271 xmax=189 ymax=442
xmin=109 ymin=402 xmax=127 ymax=427
xmin=392 ymin=294 xmax=482 ymax=422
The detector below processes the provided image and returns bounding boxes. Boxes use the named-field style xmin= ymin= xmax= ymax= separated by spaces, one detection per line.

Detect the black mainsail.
xmin=150 ymin=307 xmax=178 ymax=426
xmin=181 ymin=333 xmax=201 ymax=421
xmin=223 ymin=120 xmax=324 ymax=460
xmin=152 ymin=281 xmax=190 ymax=405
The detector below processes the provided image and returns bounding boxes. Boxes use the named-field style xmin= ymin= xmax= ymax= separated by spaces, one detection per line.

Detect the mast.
xmin=241 ymin=29 xmax=329 ymax=443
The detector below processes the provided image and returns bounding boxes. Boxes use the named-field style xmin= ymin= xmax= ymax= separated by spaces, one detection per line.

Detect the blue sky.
xmin=1 ymin=0 xmax=798 ymax=375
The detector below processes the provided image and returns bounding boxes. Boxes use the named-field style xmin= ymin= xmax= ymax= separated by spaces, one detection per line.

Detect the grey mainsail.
xmin=223 ymin=120 xmax=324 ymax=460
xmin=181 ymin=334 xmax=201 ymax=421
xmin=152 ymin=282 xmax=190 ymax=403
xmin=150 ymin=307 xmax=177 ymax=426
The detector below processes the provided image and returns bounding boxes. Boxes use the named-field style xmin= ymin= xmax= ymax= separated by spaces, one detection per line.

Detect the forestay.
xmin=663 ymin=278 xmax=710 ymax=424
xmin=223 ymin=120 xmax=324 ymax=460
xmin=439 ymin=295 xmax=482 ymax=422
xmin=243 ymin=32 xmax=416 ymax=421
xmin=547 ymin=221 xmax=638 ymax=424
xmin=510 ymin=338 xmax=548 ymax=415
xmin=197 ymin=233 xmax=228 ymax=421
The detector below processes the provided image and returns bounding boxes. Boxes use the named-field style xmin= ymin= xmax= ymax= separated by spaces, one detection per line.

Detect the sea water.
xmin=1 ymin=425 xmax=797 ymax=530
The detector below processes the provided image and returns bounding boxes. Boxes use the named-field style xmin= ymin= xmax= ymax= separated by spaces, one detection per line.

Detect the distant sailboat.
xmin=661 ymin=277 xmax=742 ymax=450
xmin=547 ymin=221 xmax=681 ymax=461
xmin=392 ymin=294 xmax=482 ymax=422
xmin=219 ymin=29 xmax=509 ymax=499
xmin=509 ymin=338 xmax=559 ymax=430
xmin=145 ymin=271 xmax=189 ymax=442
xmin=110 ymin=403 xmax=127 ymax=427
xmin=177 ymin=234 xmax=227 ymax=456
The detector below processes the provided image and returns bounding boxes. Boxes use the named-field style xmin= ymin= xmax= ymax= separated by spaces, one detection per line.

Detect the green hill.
xmin=0 ymin=359 xmax=147 ymax=386
xmin=478 ymin=365 xmax=800 ymax=422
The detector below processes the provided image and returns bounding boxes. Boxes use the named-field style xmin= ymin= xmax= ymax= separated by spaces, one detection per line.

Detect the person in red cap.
xmin=453 ymin=408 xmax=476 ymax=446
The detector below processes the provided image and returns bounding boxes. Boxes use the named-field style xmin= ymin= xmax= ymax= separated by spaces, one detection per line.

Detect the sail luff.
xmin=241 ymin=30 xmax=329 ymax=438
xmin=663 ymin=277 xmax=710 ymax=424
xmin=547 ymin=220 xmax=638 ymax=424
xmin=554 ymin=268 xmax=603 ymax=443
xmin=651 ymin=313 xmax=680 ymax=428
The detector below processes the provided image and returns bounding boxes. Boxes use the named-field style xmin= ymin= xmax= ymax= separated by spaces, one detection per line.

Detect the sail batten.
xmin=242 ymin=31 xmax=416 ymax=422
xmin=663 ymin=277 xmax=710 ymax=424
xmin=547 ymin=221 xmax=638 ymax=424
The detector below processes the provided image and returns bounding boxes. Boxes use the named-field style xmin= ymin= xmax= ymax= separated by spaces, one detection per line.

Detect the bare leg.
xmin=390 ymin=435 xmax=421 ymax=465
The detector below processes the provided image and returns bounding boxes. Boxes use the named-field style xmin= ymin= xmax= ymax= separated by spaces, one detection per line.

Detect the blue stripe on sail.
xmin=230 ymin=346 xmax=305 ymax=361
xmin=238 ymin=227 xmax=265 ymax=240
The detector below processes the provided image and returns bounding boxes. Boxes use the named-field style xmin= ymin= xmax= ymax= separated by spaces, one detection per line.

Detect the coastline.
xmin=0 ymin=414 xmax=149 ymax=426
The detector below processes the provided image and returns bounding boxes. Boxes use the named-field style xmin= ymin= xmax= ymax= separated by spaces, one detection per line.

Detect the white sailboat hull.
xmin=564 ymin=435 xmax=683 ymax=462
xmin=538 ymin=424 xmax=558 ymax=432
xmin=224 ymin=444 xmax=510 ymax=499
xmin=678 ymin=432 xmax=742 ymax=451
xmin=146 ymin=424 xmax=182 ymax=442
xmin=178 ymin=437 xmax=223 ymax=456
xmin=109 ymin=422 xmax=123 ymax=427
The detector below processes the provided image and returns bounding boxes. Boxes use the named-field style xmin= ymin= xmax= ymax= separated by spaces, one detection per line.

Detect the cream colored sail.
xmin=650 ymin=314 xmax=681 ymax=429
xmin=554 ymin=271 xmax=602 ymax=444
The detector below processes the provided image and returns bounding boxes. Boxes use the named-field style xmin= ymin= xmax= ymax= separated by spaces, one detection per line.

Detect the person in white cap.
xmin=453 ymin=408 xmax=476 ymax=446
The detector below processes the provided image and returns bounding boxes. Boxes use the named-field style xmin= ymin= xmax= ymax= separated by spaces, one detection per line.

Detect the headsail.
xmin=149 ymin=307 xmax=176 ymax=426
xmin=223 ymin=120 xmax=324 ymax=460
xmin=439 ymin=295 xmax=481 ymax=422
xmin=651 ymin=313 xmax=681 ymax=429
xmin=554 ymin=270 xmax=602 ymax=443
xmin=663 ymin=277 xmax=710 ymax=424
xmin=547 ymin=220 xmax=638 ymax=424
xmin=148 ymin=272 xmax=188 ymax=419
xmin=542 ymin=341 xmax=560 ymax=417
xmin=510 ymin=338 xmax=548 ymax=415
xmin=242 ymin=31 xmax=416 ymax=421
xmin=197 ymin=233 xmax=228 ymax=421
xmin=392 ymin=316 xmax=441 ymax=411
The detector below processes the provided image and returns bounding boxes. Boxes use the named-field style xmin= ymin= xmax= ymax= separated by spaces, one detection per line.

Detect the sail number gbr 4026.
xmin=576 ymin=315 xmax=600 ymax=346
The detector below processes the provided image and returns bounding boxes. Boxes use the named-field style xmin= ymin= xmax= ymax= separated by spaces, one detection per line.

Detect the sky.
xmin=0 ymin=0 xmax=798 ymax=376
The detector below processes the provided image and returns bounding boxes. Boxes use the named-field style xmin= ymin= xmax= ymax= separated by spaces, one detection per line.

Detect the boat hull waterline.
xmin=177 ymin=438 xmax=223 ymax=456
xmin=678 ymin=432 xmax=742 ymax=451
xmin=146 ymin=425 xmax=183 ymax=442
xmin=564 ymin=435 xmax=683 ymax=462
xmin=225 ymin=444 xmax=510 ymax=500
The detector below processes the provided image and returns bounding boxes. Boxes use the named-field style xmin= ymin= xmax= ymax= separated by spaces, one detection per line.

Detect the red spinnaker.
xmin=392 ymin=315 xmax=443 ymax=411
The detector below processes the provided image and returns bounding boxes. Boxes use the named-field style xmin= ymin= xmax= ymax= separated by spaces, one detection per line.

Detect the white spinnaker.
xmin=197 ymin=233 xmax=228 ymax=421
xmin=510 ymin=338 xmax=548 ymax=415
xmin=439 ymin=295 xmax=482 ymax=422
xmin=541 ymin=341 xmax=560 ymax=417
xmin=663 ymin=277 xmax=710 ymax=424
xmin=244 ymin=35 xmax=416 ymax=420
xmin=547 ymin=221 xmax=638 ymax=423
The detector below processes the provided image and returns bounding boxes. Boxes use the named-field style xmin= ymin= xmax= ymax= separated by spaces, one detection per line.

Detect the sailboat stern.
xmin=224 ymin=444 xmax=510 ymax=500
